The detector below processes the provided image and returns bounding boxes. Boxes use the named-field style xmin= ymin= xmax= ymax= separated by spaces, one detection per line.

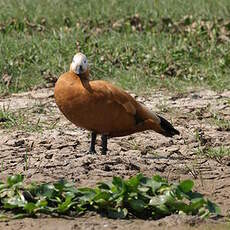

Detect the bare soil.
xmin=0 ymin=88 xmax=229 ymax=229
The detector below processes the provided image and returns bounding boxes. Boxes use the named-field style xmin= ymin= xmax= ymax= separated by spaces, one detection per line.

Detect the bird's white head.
xmin=70 ymin=53 xmax=88 ymax=76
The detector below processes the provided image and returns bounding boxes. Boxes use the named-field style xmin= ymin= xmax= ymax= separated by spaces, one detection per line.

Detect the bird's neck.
xmin=68 ymin=70 xmax=92 ymax=92
xmin=69 ymin=70 xmax=90 ymax=81
xmin=79 ymin=71 xmax=90 ymax=80
xmin=69 ymin=70 xmax=89 ymax=81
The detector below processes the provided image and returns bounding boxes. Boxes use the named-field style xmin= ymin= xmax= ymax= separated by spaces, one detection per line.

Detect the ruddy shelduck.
xmin=54 ymin=53 xmax=180 ymax=154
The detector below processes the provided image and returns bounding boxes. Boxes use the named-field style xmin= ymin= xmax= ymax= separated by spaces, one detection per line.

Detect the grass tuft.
xmin=197 ymin=146 xmax=230 ymax=162
xmin=0 ymin=108 xmax=42 ymax=132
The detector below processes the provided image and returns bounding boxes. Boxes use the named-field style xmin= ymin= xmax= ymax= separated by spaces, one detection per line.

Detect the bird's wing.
xmin=92 ymin=81 xmax=137 ymax=116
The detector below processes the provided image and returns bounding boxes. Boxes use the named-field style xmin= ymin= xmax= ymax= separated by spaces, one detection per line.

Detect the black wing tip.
xmin=158 ymin=115 xmax=180 ymax=137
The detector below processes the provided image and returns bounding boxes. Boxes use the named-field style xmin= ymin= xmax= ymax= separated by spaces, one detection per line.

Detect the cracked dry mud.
xmin=0 ymin=88 xmax=229 ymax=229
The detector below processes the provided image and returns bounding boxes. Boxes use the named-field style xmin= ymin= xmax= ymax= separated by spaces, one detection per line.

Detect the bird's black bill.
xmin=158 ymin=115 xmax=180 ymax=137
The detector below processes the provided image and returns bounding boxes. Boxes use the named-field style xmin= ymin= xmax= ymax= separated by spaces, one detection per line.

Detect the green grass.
xmin=197 ymin=146 xmax=230 ymax=162
xmin=210 ymin=113 xmax=230 ymax=131
xmin=0 ymin=0 xmax=230 ymax=94
xmin=0 ymin=108 xmax=43 ymax=132
xmin=0 ymin=174 xmax=220 ymax=220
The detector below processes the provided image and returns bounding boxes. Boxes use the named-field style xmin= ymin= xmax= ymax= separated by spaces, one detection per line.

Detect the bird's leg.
xmin=101 ymin=135 xmax=108 ymax=155
xmin=89 ymin=132 xmax=97 ymax=154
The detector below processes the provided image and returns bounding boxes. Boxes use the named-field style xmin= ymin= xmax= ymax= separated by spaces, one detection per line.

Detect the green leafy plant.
xmin=0 ymin=174 xmax=220 ymax=220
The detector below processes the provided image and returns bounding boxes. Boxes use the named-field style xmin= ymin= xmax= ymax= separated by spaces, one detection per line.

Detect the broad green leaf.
xmin=186 ymin=191 xmax=203 ymax=199
xmin=0 ymin=213 xmax=8 ymax=220
xmin=150 ymin=190 xmax=174 ymax=207
xmin=55 ymin=196 xmax=62 ymax=203
xmin=112 ymin=177 xmax=124 ymax=191
xmin=0 ymin=183 xmax=7 ymax=191
xmin=140 ymin=177 xmax=163 ymax=193
xmin=0 ymin=188 xmax=13 ymax=198
xmin=138 ymin=187 xmax=149 ymax=193
xmin=23 ymin=190 xmax=34 ymax=201
xmin=77 ymin=187 xmax=95 ymax=194
xmin=57 ymin=195 xmax=74 ymax=213
xmin=36 ymin=199 xmax=48 ymax=208
xmin=65 ymin=191 xmax=76 ymax=198
xmin=206 ymin=200 xmax=221 ymax=215
xmin=107 ymin=207 xmax=128 ymax=219
xmin=94 ymin=191 xmax=110 ymax=202
xmin=190 ymin=197 xmax=205 ymax=211
xmin=77 ymin=187 xmax=96 ymax=202
xmin=73 ymin=204 xmax=87 ymax=214
xmin=7 ymin=175 xmax=24 ymax=187
xmin=152 ymin=175 xmax=167 ymax=183
xmin=199 ymin=208 xmax=210 ymax=219
xmin=149 ymin=195 xmax=167 ymax=206
xmin=157 ymin=185 xmax=171 ymax=194
xmin=94 ymin=199 xmax=109 ymax=208
xmin=126 ymin=174 xmax=143 ymax=189
xmin=53 ymin=180 xmax=67 ymax=192
xmin=114 ymin=195 xmax=124 ymax=206
xmin=128 ymin=198 xmax=146 ymax=212
xmin=54 ymin=180 xmax=74 ymax=192
xmin=178 ymin=180 xmax=194 ymax=193
xmin=12 ymin=213 xmax=30 ymax=219
xmin=3 ymin=195 xmax=27 ymax=209
xmin=24 ymin=202 xmax=36 ymax=214
xmin=97 ymin=181 xmax=113 ymax=190
xmin=129 ymin=192 xmax=138 ymax=198
xmin=155 ymin=204 xmax=170 ymax=215
xmin=65 ymin=186 xmax=78 ymax=194
xmin=171 ymin=201 xmax=191 ymax=214
xmin=36 ymin=184 xmax=56 ymax=198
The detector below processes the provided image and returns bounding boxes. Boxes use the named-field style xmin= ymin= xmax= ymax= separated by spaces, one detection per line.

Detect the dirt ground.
xmin=0 ymin=88 xmax=229 ymax=229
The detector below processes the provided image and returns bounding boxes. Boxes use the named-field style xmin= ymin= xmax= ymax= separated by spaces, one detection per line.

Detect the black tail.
xmin=158 ymin=115 xmax=180 ymax=137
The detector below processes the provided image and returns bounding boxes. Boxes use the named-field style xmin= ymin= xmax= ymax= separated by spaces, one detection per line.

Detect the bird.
xmin=54 ymin=53 xmax=180 ymax=155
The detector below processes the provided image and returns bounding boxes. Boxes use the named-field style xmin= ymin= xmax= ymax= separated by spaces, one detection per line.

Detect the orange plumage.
xmin=54 ymin=53 xmax=179 ymax=154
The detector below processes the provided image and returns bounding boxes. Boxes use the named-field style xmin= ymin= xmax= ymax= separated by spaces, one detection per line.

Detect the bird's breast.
xmin=55 ymin=77 xmax=88 ymax=123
